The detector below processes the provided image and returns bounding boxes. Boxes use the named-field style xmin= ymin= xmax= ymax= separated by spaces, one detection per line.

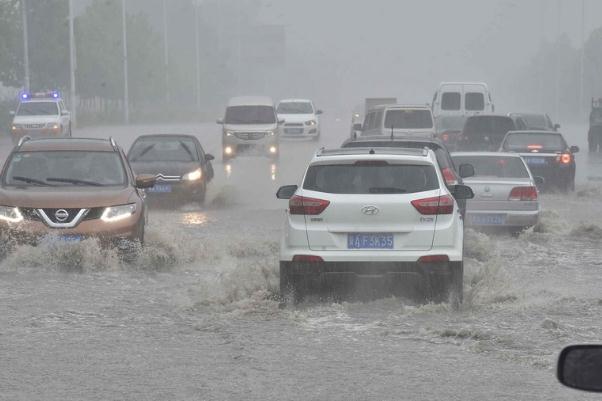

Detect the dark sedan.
xmin=128 ymin=134 xmax=214 ymax=204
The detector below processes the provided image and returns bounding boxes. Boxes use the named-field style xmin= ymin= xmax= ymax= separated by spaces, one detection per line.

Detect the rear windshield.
xmin=4 ymin=151 xmax=126 ymax=187
xmin=384 ymin=109 xmax=433 ymax=129
xmin=452 ymin=155 xmax=529 ymax=178
xmin=441 ymin=92 xmax=461 ymax=110
xmin=16 ymin=101 xmax=59 ymax=116
xmin=502 ymin=133 xmax=566 ymax=152
xmin=303 ymin=163 xmax=439 ymax=194
xmin=465 ymin=92 xmax=485 ymax=111
xmin=129 ymin=137 xmax=198 ymax=162
xmin=277 ymin=102 xmax=313 ymax=114
xmin=516 ymin=114 xmax=549 ymax=130
xmin=225 ymin=105 xmax=275 ymax=124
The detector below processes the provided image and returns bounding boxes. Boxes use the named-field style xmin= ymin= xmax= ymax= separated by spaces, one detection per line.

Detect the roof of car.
xmin=278 ymin=98 xmax=312 ymax=104
xmin=505 ymin=130 xmax=562 ymax=135
xmin=312 ymin=147 xmax=436 ymax=164
xmin=17 ymin=138 xmax=117 ymax=152
xmin=466 ymin=114 xmax=512 ymax=119
xmin=227 ymin=96 xmax=273 ymax=107
xmin=369 ymin=104 xmax=431 ymax=111
xmin=451 ymin=151 xmax=522 ymax=158
xmin=134 ymin=133 xmax=197 ymax=141
xmin=342 ymin=135 xmax=445 ymax=147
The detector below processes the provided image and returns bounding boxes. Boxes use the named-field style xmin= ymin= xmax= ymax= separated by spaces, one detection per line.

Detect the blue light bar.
xmin=18 ymin=90 xmax=61 ymax=101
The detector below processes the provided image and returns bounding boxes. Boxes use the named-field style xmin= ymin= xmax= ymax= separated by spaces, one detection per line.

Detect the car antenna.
xmin=369 ymin=148 xmax=375 ymax=154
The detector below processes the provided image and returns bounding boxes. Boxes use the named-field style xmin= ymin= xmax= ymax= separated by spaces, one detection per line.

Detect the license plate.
xmin=58 ymin=234 xmax=83 ymax=242
xmin=470 ymin=214 xmax=506 ymax=225
xmin=348 ymin=233 xmax=394 ymax=249
xmin=285 ymin=128 xmax=303 ymax=134
xmin=148 ymin=184 xmax=172 ymax=193
xmin=525 ymin=157 xmax=547 ymax=166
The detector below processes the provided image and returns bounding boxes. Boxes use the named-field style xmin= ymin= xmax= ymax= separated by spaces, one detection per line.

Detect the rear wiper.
xmin=12 ymin=176 xmax=52 ymax=186
xmin=46 ymin=177 xmax=103 ymax=186
xmin=369 ymin=187 xmax=407 ymax=194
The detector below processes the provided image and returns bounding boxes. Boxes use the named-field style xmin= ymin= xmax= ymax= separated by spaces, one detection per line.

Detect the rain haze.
xmin=1 ymin=0 xmax=602 ymax=400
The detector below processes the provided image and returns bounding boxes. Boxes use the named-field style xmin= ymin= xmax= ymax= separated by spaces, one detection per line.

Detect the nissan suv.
xmin=0 ymin=137 xmax=155 ymax=251
xmin=276 ymin=147 xmax=474 ymax=305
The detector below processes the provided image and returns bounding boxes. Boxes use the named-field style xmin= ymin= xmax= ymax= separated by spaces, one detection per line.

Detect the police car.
xmin=10 ymin=91 xmax=72 ymax=144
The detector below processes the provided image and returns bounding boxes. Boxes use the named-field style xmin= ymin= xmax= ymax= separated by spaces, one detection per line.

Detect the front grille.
xmin=234 ymin=132 xmax=266 ymax=140
xmin=284 ymin=123 xmax=303 ymax=127
xmin=20 ymin=207 xmax=104 ymax=222
xmin=23 ymin=124 xmax=45 ymax=129
xmin=39 ymin=208 xmax=85 ymax=224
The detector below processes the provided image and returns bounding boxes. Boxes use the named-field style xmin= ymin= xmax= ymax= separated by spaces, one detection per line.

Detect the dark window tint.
xmin=464 ymin=117 xmax=515 ymax=136
xmin=224 ymin=105 xmax=275 ymax=124
xmin=277 ymin=102 xmax=313 ymax=114
xmin=303 ymin=163 xmax=439 ymax=194
xmin=5 ymin=151 xmax=126 ymax=186
xmin=452 ymin=155 xmax=529 ymax=178
xmin=465 ymin=92 xmax=485 ymax=111
xmin=502 ymin=133 xmax=566 ymax=152
xmin=441 ymin=92 xmax=461 ymax=110
xmin=515 ymin=114 xmax=550 ymax=130
xmin=129 ymin=137 xmax=198 ymax=162
xmin=16 ymin=102 xmax=59 ymax=116
xmin=384 ymin=109 xmax=433 ymax=129
xmin=436 ymin=115 xmax=466 ymax=132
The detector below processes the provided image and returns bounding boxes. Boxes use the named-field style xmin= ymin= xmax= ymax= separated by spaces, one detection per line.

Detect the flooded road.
xmin=1 ymin=119 xmax=601 ymax=400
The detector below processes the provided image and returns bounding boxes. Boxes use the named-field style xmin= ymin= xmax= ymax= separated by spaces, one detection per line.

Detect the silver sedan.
xmin=451 ymin=152 xmax=541 ymax=232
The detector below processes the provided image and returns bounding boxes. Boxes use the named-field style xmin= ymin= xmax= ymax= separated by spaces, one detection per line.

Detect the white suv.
xmin=277 ymin=99 xmax=322 ymax=141
xmin=10 ymin=91 xmax=72 ymax=144
xmin=276 ymin=147 xmax=474 ymax=305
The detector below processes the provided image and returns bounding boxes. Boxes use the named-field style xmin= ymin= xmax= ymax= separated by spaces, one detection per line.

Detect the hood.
xmin=0 ymin=186 xmax=135 ymax=209
xmin=223 ymin=123 xmax=277 ymax=131
xmin=12 ymin=115 xmax=60 ymax=124
xmin=277 ymin=113 xmax=315 ymax=123
xmin=129 ymin=161 xmax=199 ymax=177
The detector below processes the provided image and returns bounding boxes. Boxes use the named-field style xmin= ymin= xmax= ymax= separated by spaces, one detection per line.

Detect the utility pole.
xmin=21 ymin=0 xmax=30 ymax=90
xmin=162 ymin=0 xmax=170 ymax=105
xmin=554 ymin=0 xmax=561 ymax=121
xmin=122 ymin=0 xmax=129 ymax=124
xmin=579 ymin=0 xmax=585 ymax=118
xmin=194 ymin=0 xmax=201 ymax=110
xmin=68 ymin=0 xmax=77 ymax=126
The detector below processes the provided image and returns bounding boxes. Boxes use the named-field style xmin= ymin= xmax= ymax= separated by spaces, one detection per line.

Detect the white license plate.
xmin=348 ymin=233 xmax=394 ymax=249
xmin=525 ymin=157 xmax=547 ymax=165
xmin=148 ymin=184 xmax=172 ymax=193
xmin=470 ymin=214 xmax=506 ymax=225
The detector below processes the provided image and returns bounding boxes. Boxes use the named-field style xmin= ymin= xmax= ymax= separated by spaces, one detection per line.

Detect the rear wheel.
xmin=448 ymin=262 xmax=464 ymax=310
xmin=279 ymin=262 xmax=304 ymax=306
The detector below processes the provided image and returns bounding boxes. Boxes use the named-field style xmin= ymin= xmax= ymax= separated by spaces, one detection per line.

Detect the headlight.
xmin=269 ymin=145 xmax=278 ymax=154
xmin=226 ymin=131 xmax=233 ymax=136
xmin=101 ymin=203 xmax=136 ymax=223
xmin=224 ymin=146 xmax=233 ymax=155
xmin=0 ymin=206 xmax=23 ymax=223
xmin=305 ymin=120 xmax=316 ymax=126
xmin=267 ymin=130 xmax=275 ymax=136
xmin=182 ymin=168 xmax=202 ymax=181
xmin=11 ymin=124 xmax=20 ymax=131
xmin=46 ymin=122 xmax=60 ymax=129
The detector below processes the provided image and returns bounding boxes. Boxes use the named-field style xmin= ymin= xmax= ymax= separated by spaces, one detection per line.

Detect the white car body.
xmin=431 ymin=82 xmax=494 ymax=119
xmin=277 ymin=98 xmax=321 ymax=140
xmin=10 ymin=98 xmax=71 ymax=143
xmin=359 ymin=104 xmax=436 ymax=139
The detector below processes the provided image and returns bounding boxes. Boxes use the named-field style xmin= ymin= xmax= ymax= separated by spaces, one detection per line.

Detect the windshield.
xmin=16 ymin=102 xmax=59 ymax=116
xmin=303 ymin=163 xmax=438 ymax=194
xmin=224 ymin=105 xmax=276 ymax=124
xmin=384 ymin=109 xmax=433 ymax=129
xmin=129 ymin=138 xmax=198 ymax=162
xmin=502 ymin=132 xmax=566 ymax=152
xmin=277 ymin=102 xmax=313 ymax=114
xmin=452 ymin=155 xmax=529 ymax=178
xmin=4 ymin=151 xmax=126 ymax=187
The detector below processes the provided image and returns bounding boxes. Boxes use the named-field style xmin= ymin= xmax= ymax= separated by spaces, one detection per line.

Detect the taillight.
xmin=508 ymin=186 xmax=538 ymax=201
xmin=289 ymin=195 xmax=330 ymax=215
xmin=556 ymin=153 xmax=572 ymax=164
xmin=411 ymin=195 xmax=454 ymax=215
xmin=441 ymin=132 xmax=450 ymax=142
xmin=441 ymin=167 xmax=458 ymax=186
xmin=293 ymin=255 xmax=324 ymax=263
xmin=418 ymin=255 xmax=450 ymax=263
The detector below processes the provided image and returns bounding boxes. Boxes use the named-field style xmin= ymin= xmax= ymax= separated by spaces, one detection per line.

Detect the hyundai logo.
xmin=361 ymin=206 xmax=379 ymax=215
xmin=54 ymin=209 xmax=70 ymax=222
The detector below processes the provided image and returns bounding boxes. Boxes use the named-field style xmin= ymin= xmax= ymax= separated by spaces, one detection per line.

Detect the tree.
xmin=0 ymin=0 xmax=24 ymax=88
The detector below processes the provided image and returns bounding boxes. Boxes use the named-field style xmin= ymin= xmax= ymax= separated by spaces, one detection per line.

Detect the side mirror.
xmin=135 ymin=174 xmax=156 ymax=189
xmin=216 ymin=118 xmax=223 ymax=124
xmin=205 ymin=154 xmax=215 ymax=161
xmin=278 ymin=119 xmax=285 ymax=125
xmin=315 ymin=110 xmax=323 ymax=115
xmin=570 ymin=145 xmax=580 ymax=153
xmin=554 ymin=123 xmax=561 ymax=130
xmin=276 ymin=185 xmax=298 ymax=199
xmin=558 ymin=345 xmax=602 ymax=392
xmin=534 ymin=176 xmax=545 ymax=186
xmin=353 ymin=123 xmax=362 ymax=131
xmin=61 ymin=110 xmax=70 ymax=116
xmin=453 ymin=184 xmax=474 ymax=200
xmin=9 ymin=110 xmax=15 ymax=116
xmin=458 ymin=163 xmax=475 ymax=178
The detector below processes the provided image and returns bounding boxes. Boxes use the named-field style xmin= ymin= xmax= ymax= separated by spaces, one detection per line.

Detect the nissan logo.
xmin=54 ymin=209 xmax=70 ymax=222
xmin=361 ymin=206 xmax=379 ymax=216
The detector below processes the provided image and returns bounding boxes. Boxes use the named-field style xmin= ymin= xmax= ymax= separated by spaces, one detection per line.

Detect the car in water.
xmin=0 ymin=137 xmax=155 ymax=250
xmin=217 ymin=96 xmax=280 ymax=161
xmin=507 ymin=112 xmax=559 ymax=131
xmin=357 ymin=104 xmax=435 ymax=139
xmin=277 ymin=99 xmax=322 ymax=141
xmin=434 ymin=115 xmax=466 ymax=151
xmin=127 ymin=134 xmax=214 ymax=204
xmin=276 ymin=147 xmax=474 ymax=305
xmin=499 ymin=130 xmax=579 ymax=192
xmin=451 ymin=152 xmax=541 ymax=233
xmin=9 ymin=91 xmax=72 ymax=144
xmin=457 ymin=114 xmax=516 ymax=151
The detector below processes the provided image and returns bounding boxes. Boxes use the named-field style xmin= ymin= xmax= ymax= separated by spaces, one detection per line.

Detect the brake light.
xmin=441 ymin=132 xmax=450 ymax=142
xmin=293 ymin=255 xmax=324 ymax=263
xmin=418 ymin=255 xmax=450 ymax=263
xmin=508 ymin=186 xmax=538 ymax=201
xmin=557 ymin=153 xmax=572 ymax=164
xmin=527 ymin=144 xmax=542 ymax=150
xmin=441 ymin=167 xmax=458 ymax=186
xmin=289 ymin=195 xmax=330 ymax=215
xmin=411 ymin=195 xmax=454 ymax=215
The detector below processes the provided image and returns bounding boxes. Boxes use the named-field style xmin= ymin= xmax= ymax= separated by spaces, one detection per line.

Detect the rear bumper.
xmin=280 ymin=248 xmax=462 ymax=263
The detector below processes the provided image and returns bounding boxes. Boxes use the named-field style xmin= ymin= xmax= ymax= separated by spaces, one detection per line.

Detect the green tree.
xmin=0 ymin=0 xmax=24 ymax=88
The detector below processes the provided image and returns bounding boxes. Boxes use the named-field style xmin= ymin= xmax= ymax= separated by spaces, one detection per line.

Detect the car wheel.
xmin=279 ymin=262 xmax=303 ymax=307
xmin=448 ymin=262 xmax=464 ymax=310
xmin=195 ymin=182 xmax=207 ymax=205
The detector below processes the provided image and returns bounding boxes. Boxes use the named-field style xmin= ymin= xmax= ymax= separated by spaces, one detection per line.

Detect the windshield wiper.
xmin=179 ymin=141 xmax=195 ymax=160
xmin=131 ymin=144 xmax=155 ymax=161
xmin=369 ymin=187 xmax=407 ymax=194
xmin=11 ymin=176 xmax=52 ymax=186
xmin=46 ymin=177 xmax=103 ymax=186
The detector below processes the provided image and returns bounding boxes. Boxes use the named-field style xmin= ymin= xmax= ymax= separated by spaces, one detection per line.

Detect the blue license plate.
xmin=148 ymin=184 xmax=172 ymax=193
xmin=525 ymin=157 xmax=547 ymax=166
xmin=285 ymin=128 xmax=304 ymax=134
xmin=58 ymin=234 xmax=83 ymax=242
xmin=470 ymin=214 xmax=506 ymax=225
xmin=348 ymin=233 xmax=394 ymax=249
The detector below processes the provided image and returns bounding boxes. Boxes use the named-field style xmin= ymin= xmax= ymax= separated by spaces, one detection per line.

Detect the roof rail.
xmin=109 ymin=137 xmax=117 ymax=149
xmin=316 ymin=147 xmax=428 ymax=157
xmin=17 ymin=136 xmax=31 ymax=147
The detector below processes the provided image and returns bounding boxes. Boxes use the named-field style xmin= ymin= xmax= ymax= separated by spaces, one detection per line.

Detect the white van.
xmin=431 ymin=82 xmax=494 ymax=118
